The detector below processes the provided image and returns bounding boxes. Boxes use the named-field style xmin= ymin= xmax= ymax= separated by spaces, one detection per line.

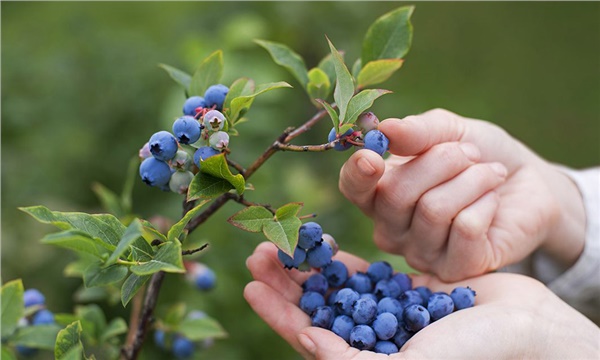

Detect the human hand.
xmin=244 ymin=242 xmax=599 ymax=360
xmin=339 ymin=109 xmax=586 ymax=281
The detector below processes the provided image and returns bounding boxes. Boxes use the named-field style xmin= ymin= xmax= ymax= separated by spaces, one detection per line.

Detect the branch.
xmin=231 ymin=195 xmax=276 ymax=214
xmin=185 ymin=192 xmax=236 ymax=234
xmin=182 ymin=243 xmax=209 ymax=256
xmin=227 ymin=157 xmax=246 ymax=176
xmin=272 ymin=140 xmax=338 ymax=152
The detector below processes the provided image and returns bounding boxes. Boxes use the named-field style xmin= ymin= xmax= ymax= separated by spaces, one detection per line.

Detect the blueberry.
xmin=357 ymin=112 xmax=380 ymax=133
xmin=204 ymin=84 xmax=229 ymax=110
xmin=391 ymin=273 xmax=412 ymax=293
xmin=414 ymin=286 xmax=433 ymax=304
xmin=172 ymin=116 xmax=202 ymax=144
xmin=399 ymin=290 xmax=424 ymax=308
xmin=328 ymin=127 xmax=354 ymax=151
xmin=373 ymin=279 xmax=402 ymax=300
xmin=187 ymin=310 xmax=208 ymax=320
xmin=277 ymin=247 xmax=306 ymax=269
xmin=450 ymin=286 xmax=476 ymax=310
xmin=377 ymin=297 xmax=404 ymax=322
xmin=349 ymin=325 xmax=376 ymax=350
xmin=306 ymin=241 xmax=333 ymax=268
xmin=392 ymin=324 xmax=414 ymax=349
xmin=140 ymin=158 xmax=172 ymax=187
xmin=403 ymin=304 xmax=430 ymax=332
xmin=23 ymin=289 xmax=45 ymax=308
xmin=372 ymin=312 xmax=398 ymax=340
xmin=169 ymin=170 xmax=194 ymax=194
xmin=193 ymin=146 xmax=220 ymax=168
xmin=149 ymin=131 xmax=178 ymax=161
xmin=311 ymin=306 xmax=335 ymax=329
xmin=427 ymin=293 xmax=454 ymax=321
xmin=360 ymin=293 xmax=379 ymax=303
xmin=154 ymin=329 xmax=166 ymax=349
xmin=321 ymin=260 xmax=348 ymax=288
xmin=367 ymin=261 xmax=393 ymax=283
xmin=32 ymin=309 xmax=55 ymax=325
xmin=15 ymin=345 xmax=38 ymax=357
xmin=331 ymin=315 xmax=355 ymax=342
xmin=345 ymin=272 xmax=373 ymax=294
xmin=302 ymin=273 xmax=329 ymax=295
xmin=299 ymin=291 xmax=325 ymax=315
xmin=172 ymin=336 xmax=194 ymax=359
xmin=183 ymin=96 xmax=207 ymax=116
xmin=351 ymin=297 xmax=378 ymax=325
xmin=333 ymin=288 xmax=360 ymax=316
xmin=321 ymin=233 xmax=339 ymax=255
xmin=192 ymin=264 xmax=216 ymax=291
xmin=209 ymin=131 xmax=229 ymax=150
xmin=297 ymin=222 xmax=323 ymax=250
xmin=374 ymin=340 xmax=399 ymax=355
xmin=203 ymin=110 xmax=226 ymax=132
xmin=363 ymin=129 xmax=389 ymax=156
xmin=327 ymin=289 xmax=340 ymax=306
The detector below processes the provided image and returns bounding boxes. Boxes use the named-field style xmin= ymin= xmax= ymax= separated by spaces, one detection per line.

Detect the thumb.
xmin=298 ymin=327 xmax=360 ymax=360
xmin=379 ymin=108 xmax=467 ymax=156
xmin=339 ymin=149 xmax=385 ymax=213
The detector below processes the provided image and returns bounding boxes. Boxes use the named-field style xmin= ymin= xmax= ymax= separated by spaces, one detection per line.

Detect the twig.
xmin=182 ymin=243 xmax=209 ymax=256
xmin=231 ymin=195 xmax=276 ymax=214
xmin=272 ymin=140 xmax=338 ymax=152
xmin=227 ymin=158 xmax=246 ymax=176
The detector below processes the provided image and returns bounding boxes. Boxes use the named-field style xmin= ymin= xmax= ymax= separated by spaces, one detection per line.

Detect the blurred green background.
xmin=2 ymin=2 xmax=598 ymax=359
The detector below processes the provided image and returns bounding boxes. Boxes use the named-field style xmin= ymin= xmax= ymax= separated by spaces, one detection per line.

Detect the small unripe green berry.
xmin=209 ymin=131 xmax=229 ymax=150
xmin=169 ymin=170 xmax=194 ymax=194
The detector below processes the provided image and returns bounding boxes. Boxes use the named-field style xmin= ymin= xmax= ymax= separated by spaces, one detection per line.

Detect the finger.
xmin=405 ymin=162 xmax=507 ymax=266
xmin=339 ymin=149 xmax=385 ymax=213
xmin=379 ymin=109 xmax=467 ymax=156
xmin=246 ymin=249 xmax=304 ymax=303
xmin=298 ymin=327 xmax=363 ymax=360
xmin=250 ymin=241 xmax=315 ymax=284
xmin=440 ymin=190 xmax=501 ymax=281
xmin=243 ymin=281 xmax=312 ymax=356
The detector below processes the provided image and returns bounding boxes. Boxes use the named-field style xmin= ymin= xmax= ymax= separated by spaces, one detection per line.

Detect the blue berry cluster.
xmin=328 ymin=112 xmax=390 ymax=156
xmin=154 ymin=310 xmax=215 ymax=359
xmin=139 ymin=84 xmax=230 ymax=193
xmin=185 ymin=261 xmax=217 ymax=291
xmin=16 ymin=289 xmax=57 ymax=357
xmin=277 ymin=223 xmax=476 ymax=354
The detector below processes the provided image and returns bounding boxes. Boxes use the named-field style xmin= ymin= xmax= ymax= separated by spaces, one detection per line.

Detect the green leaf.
xmin=1 ymin=279 xmax=24 ymax=338
xmin=167 ymin=200 xmax=211 ymax=242
xmin=345 ymin=89 xmax=392 ymax=124
xmin=100 ymin=318 xmax=127 ymax=343
xmin=307 ymin=68 xmax=331 ymax=106
xmin=130 ymin=242 xmax=185 ymax=276
xmin=327 ymin=37 xmax=355 ymax=123
xmin=75 ymin=305 xmax=106 ymax=343
xmin=105 ymin=219 xmax=144 ymax=266
xmin=83 ymin=263 xmax=128 ymax=288
xmin=140 ymin=220 xmax=167 ymax=244
xmin=177 ymin=317 xmax=228 ymax=341
xmin=224 ymin=77 xmax=255 ymax=113
xmin=189 ymin=50 xmax=224 ymax=97
xmin=338 ymin=123 xmax=355 ymax=135
xmin=121 ymin=155 xmax=139 ymax=214
xmin=255 ymin=39 xmax=309 ymax=87
xmin=362 ymin=5 xmax=414 ymax=64
xmin=91 ymin=183 xmax=124 ymax=219
xmin=20 ymin=206 xmax=126 ymax=247
xmin=158 ymin=64 xmax=192 ymax=90
xmin=316 ymin=99 xmax=339 ymax=131
xmin=41 ymin=230 xmax=112 ymax=258
xmin=1 ymin=346 xmax=16 ymax=360
xmin=59 ymin=346 xmax=83 ymax=360
xmin=120 ymin=273 xmax=150 ymax=307
xmin=275 ymin=202 xmax=303 ymax=220
xmin=263 ymin=216 xmax=302 ymax=258
xmin=317 ymin=53 xmax=339 ymax=90
xmin=352 ymin=58 xmax=362 ymax=80
xmin=11 ymin=325 xmax=61 ymax=350
xmin=228 ymin=81 xmax=292 ymax=123
xmin=163 ymin=302 xmax=188 ymax=327
xmin=227 ymin=206 xmax=273 ymax=233
xmin=55 ymin=321 xmax=83 ymax=360
xmin=357 ymin=59 xmax=404 ymax=88
xmin=187 ymin=154 xmax=245 ymax=200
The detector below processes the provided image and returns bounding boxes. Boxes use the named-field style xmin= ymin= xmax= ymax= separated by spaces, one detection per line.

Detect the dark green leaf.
xmin=307 ymin=68 xmax=331 ymax=106
xmin=54 ymin=321 xmax=83 ymax=360
xmin=177 ymin=317 xmax=228 ymax=341
xmin=83 ymin=263 xmax=128 ymax=288
xmin=187 ymin=174 xmax=235 ymax=200
xmin=228 ymin=81 xmax=292 ymax=123
xmin=227 ymin=206 xmax=273 ymax=233
xmin=158 ymin=64 xmax=192 ymax=90
xmin=1 ymin=279 xmax=24 ymax=338
xmin=121 ymin=274 xmax=150 ymax=307
xmin=20 ymin=206 xmax=126 ymax=247
xmin=91 ymin=183 xmax=124 ymax=219
xmin=327 ymin=37 xmax=355 ymax=123
xmin=316 ymin=100 xmax=339 ymax=131
xmin=105 ymin=219 xmax=143 ymax=266
xmin=275 ymin=202 xmax=303 ymax=220
xmin=100 ymin=318 xmax=127 ymax=343
xmin=262 ymin=216 xmax=301 ymax=257
xmin=362 ymin=5 xmax=414 ymax=64
xmin=255 ymin=39 xmax=309 ymax=87
xmin=11 ymin=325 xmax=61 ymax=350
xmin=345 ymin=89 xmax=392 ymax=124
xmin=189 ymin=50 xmax=224 ymax=97
xmin=140 ymin=220 xmax=167 ymax=244
xmin=130 ymin=242 xmax=185 ymax=276
xmin=167 ymin=200 xmax=211 ymax=242
xmin=75 ymin=305 xmax=107 ymax=342
xmin=224 ymin=77 xmax=254 ymax=113
xmin=187 ymin=154 xmax=245 ymax=200
xmin=59 ymin=346 xmax=83 ymax=360
xmin=357 ymin=59 xmax=404 ymax=88
xmin=41 ymin=230 xmax=111 ymax=258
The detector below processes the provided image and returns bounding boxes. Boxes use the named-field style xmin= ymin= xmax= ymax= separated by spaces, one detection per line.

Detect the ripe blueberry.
xmin=23 ymin=289 xmax=45 ymax=308
xmin=351 ymin=297 xmax=378 ymax=324
xmin=450 ymin=286 xmax=476 ymax=310
xmin=183 ymin=96 xmax=207 ymax=116
xmin=403 ymin=304 xmax=430 ymax=332
xmin=349 ymin=325 xmax=376 ymax=350
xmin=331 ymin=315 xmax=355 ymax=342
xmin=299 ymin=291 xmax=325 ymax=315
xmin=204 ymin=84 xmax=229 ymax=110
xmin=367 ymin=261 xmax=393 ymax=283
xmin=139 ymin=157 xmax=172 ymax=187
xmin=372 ymin=312 xmax=398 ymax=340
xmin=193 ymin=146 xmax=220 ymax=168
xmin=377 ymin=297 xmax=403 ymax=322
xmin=149 ymin=131 xmax=179 ymax=161
xmin=306 ymin=241 xmax=333 ymax=268
xmin=302 ymin=273 xmax=329 ymax=295
xmin=172 ymin=116 xmax=202 ymax=144
xmin=427 ymin=293 xmax=454 ymax=321
xmin=297 ymin=222 xmax=323 ymax=250
xmin=333 ymin=288 xmax=360 ymax=316
xmin=391 ymin=273 xmax=412 ymax=293
xmin=277 ymin=247 xmax=306 ymax=269
xmin=399 ymin=290 xmax=425 ymax=308
xmin=172 ymin=336 xmax=194 ymax=359
xmin=345 ymin=272 xmax=373 ymax=294
xmin=392 ymin=325 xmax=414 ymax=349
xmin=374 ymin=340 xmax=399 ymax=355
xmin=328 ymin=127 xmax=353 ymax=151
xmin=414 ymin=286 xmax=433 ymax=304
xmin=373 ymin=279 xmax=402 ymax=300
xmin=32 ymin=309 xmax=55 ymax=325
xmin=311 ymin=306 xmax=335 ymax=329
xmin=321 ymin=260 xmax=348 ymax=288
xmin=363 ymin=129 xmax=389 ymax=156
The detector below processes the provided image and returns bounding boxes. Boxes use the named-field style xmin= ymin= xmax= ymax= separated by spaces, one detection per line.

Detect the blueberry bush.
xmin=2 ymin=5 xmax=416 ymax=359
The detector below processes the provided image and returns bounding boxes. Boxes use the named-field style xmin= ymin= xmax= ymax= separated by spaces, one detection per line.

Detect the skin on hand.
xmin=339 ymin=109 xmax=586 ymax=281
xmin=244 ymin=242 xmax=600 ymax=360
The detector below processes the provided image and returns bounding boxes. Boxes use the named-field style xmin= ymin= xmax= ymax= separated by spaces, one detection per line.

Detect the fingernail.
xmin=459 ymin=142 xmax=480 ymax=161
xmin=357 ymin=156 xmax=376 ymax=176
xmin=490 ymin=162 xmax=507 ymax=177
xmin=297 ymin=333 xmax=316 ymax=355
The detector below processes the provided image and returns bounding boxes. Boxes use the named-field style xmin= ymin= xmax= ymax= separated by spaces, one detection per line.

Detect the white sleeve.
xmin=503 ymin=166 xmax=600 ymax=323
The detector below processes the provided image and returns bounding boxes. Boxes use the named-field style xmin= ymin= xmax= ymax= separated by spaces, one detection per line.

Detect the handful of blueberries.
xmin=278 ymin=222 xmax=476 ymax=355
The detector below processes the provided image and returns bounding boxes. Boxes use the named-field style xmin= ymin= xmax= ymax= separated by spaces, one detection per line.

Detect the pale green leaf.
xmin=1 ymin=279 xmax=24 ymax=338
xmin=275 ymin=202 xmax=303 ymax=220
xmin=255 ymin=39 xmax=309 ymax=87
xmin=177 ymin=317 xmax=228 ymax=341
xmin=130 ymin=242 xmax=185 ymax=276
xmin=167 ymin=200 xmax=211 ymax=242
xmin=163 ymin=302 xmax=188 ymax=327
xmin=352 ymin=58 xmax=362 ymax=80
xmin=1 ymin=346 xmax=16 ymax=360
xmin=187 ymin=154 xmax=245 ymax=200
xmin=317 ymin=53 xmax=338 ymax=90
xmin=158 ymin=63 xmax=192 ymax=90
xmin=316 ymin=99 xmax=339 ymax=131
xmin=187 ymin=174 xmax=235 ymax=200
xmin=140 ymin=219 xmax=167 ymax=244
xmin=228 ymin=81 xmax=292 ymax=123
xmin=227 ymin=206 xmax=273 ymax=233
xmin=83 ymin=263 xmax=128 ymax=288
xmin=105 ymin=219 xmax=143 ymax=266
xmin=327 ymin=37 xmax=355 ymax=123
xmin=100 ymin=318 xmax=127 ymax=343
xmin=357 ymin=59 xmax=404 ymax=88
xmin=75 ymin=304 xmax=106 ymax=342
xmin=307 ymin=68 xmax=331 ymax=105
xmin=41 ymin=230 xmax=112 ymax=258
xmin=224 ymin=77 xmax=254 ymax=113
xmin=263 ymin=216 xmax=302 ymax=257
xmin=11 ymin=325 xmax=61 ymax=350
xmin=54 ymin=321 xmax=83 ymax=360
xmin=189 ymin=50 xmax=224 ymax=97
xmin=91 ymin=183 xmax=124 ymax=219
xmin=121 ymin=274 xmax=150 ymax=307
xmin=362 ymin=5 xmax=414 ymax=64
xmin=345 ymin=89 xmax=392 ymax=124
